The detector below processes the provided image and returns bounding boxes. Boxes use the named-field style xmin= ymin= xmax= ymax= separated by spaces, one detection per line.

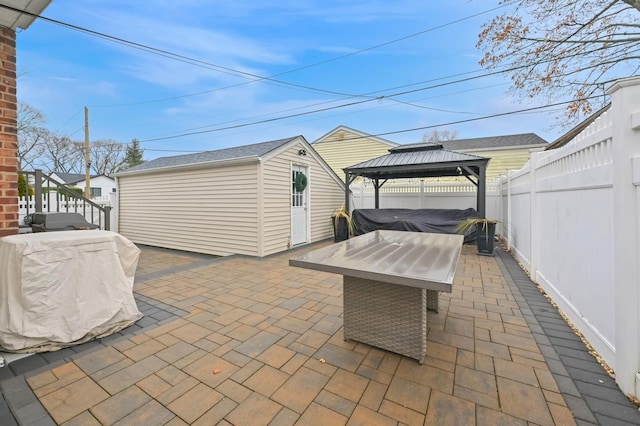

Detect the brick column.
xmin=0 ymin=27 xmax=18 ymax=237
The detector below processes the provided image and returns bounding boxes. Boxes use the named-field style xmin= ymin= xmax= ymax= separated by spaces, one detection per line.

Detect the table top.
xmin=289 ymin=230 xmax=464 ymax=292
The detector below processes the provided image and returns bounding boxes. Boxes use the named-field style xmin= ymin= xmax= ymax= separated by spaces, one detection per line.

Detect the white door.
xmin=291 ymin=165 xmax=308 ymax=246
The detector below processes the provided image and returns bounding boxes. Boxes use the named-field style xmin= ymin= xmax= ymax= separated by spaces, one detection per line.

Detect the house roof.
xmin=51 ymin=173 xmax=86 ymax=184
xmin=344 ymin=142 xmax=489 ymax=179
xmin=0 ymin=0 xmax=53 ymax=30
xmin=545 ymin=104 xmax=611 ymax=150
xmin=119 ymin=137 xmax=299 ymax=175
xmin=440 ymin=133 xmax=547 ymax=151
xmin=50 ymin=172 xmax=110 ymax=185
xmin=312 ymin=125 xmax=399 ymax=147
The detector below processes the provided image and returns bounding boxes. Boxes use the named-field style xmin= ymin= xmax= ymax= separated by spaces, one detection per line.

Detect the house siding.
xmin=73 ymin=176 xmax=117 ymax=197
xmin=462 ymin=148 xmax=536 ymax=180
xmin=118 ymin=162 xmax=260 ymax=256
xmin=261 ymin=142 xmax=344 ymax=256
xmin=313 ymin=129 xmax=394 ymax=180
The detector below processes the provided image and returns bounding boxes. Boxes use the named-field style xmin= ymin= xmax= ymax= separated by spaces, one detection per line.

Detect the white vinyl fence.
xmin=18 ymin=192 xmax=118 ymax=231
xmin=350 ymin=180 xmax=502 ymax=221
xmin=349 ymin=76 xmax=640 ymax=399
xmin=494 ymin=76 xmax=640 ymax=399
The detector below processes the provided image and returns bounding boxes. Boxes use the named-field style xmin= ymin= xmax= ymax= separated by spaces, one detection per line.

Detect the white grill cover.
xmin=0 ymin=230 xmax=142 ymax=352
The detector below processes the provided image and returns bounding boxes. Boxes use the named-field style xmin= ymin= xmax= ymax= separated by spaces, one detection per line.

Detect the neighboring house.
xmin=312 ymin=126 xmax=399 ymax=181
xmin=440 ymin=133 xmax=548 ymax=181
xmin=116 ymin=136 xmax=345 ymax=257
xmin=48 ymin=172 xmax=116 ymax=198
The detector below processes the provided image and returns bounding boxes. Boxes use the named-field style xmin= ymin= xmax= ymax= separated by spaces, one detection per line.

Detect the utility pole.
xmin=84 ymin=106 xmax=91 ymax=198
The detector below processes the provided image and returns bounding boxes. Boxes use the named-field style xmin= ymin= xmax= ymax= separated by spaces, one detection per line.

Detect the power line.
xmin=137 ymin=97 xmax=598 ymax=157
xmin=136 ymin=60 xmax=563 ymax=143
xmin=2 ymin=1 xmax=514 ymax=109
xmin=135 ymin=37 xmax=622 ymax=143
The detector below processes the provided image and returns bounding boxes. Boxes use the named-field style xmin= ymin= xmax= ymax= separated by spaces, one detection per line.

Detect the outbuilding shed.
xmin=116 ymin=136 xmax=345 ymax=257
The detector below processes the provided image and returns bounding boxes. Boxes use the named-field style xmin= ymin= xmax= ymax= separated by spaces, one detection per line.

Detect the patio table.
xmin=289 ymin=230 xmax=463 ymax=363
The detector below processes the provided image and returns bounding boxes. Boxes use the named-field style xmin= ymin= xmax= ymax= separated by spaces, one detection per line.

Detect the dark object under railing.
xmin=29 ymin=212 xmax=99 ymax=233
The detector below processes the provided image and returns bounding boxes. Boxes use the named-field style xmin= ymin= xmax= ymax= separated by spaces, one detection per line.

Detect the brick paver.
xmin=3 ymin=243 xmax=639 ymax=424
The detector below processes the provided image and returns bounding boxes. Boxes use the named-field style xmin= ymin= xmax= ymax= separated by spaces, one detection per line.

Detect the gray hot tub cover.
xmin=352 ymin=208 xmax=480 ymax=243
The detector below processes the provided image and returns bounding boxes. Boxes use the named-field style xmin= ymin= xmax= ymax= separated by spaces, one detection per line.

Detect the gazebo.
xmin=343 ymin=143 xmax=491 ymax=217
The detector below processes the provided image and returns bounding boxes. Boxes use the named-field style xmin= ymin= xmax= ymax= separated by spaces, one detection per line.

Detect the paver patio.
xmin=2 ymin=241 xmax=639 ymax=425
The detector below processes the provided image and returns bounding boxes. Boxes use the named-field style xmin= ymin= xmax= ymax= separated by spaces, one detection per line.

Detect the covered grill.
xmin=28 ymin=212 xmax=99 ymax=233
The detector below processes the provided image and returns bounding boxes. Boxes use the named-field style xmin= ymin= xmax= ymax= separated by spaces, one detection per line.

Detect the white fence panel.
xmin=496 ymin=104 xmax=628 ymax=391
xmin=18 ymin=193 xmax=117 ymax=231
xmin=350 ymin=181 xmax=501 ymax=222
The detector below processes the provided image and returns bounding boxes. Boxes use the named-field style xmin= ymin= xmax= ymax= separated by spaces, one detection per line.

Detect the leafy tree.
xmin=422 ymin=129 xmax=459 ymax=143
xmin=477 ymin=0 xmax=640 ymax=127
xmin=121 ymin=139 xmax=145 ymax=170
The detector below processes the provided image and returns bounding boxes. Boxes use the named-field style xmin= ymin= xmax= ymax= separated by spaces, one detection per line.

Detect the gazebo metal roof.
xmin=343 ymin=143 xmax=490 ymax=216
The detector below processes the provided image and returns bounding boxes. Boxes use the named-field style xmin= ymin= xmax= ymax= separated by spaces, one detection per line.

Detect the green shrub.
xmin=18 ymin=174 xmax=34 ymax=197
xmin=42 ymin=186 xmax=83 ymax=198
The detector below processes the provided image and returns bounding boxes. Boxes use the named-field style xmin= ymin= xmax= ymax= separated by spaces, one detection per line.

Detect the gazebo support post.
xmin=477 ymin=166 xmax=486 ymax=218
xmin=463 ymin=165 xmax=487 ymax=218
xmin=344 ymin=172 xmax=357 ymax=212
xmin=374 ymin=179 xmax=380 ymax=209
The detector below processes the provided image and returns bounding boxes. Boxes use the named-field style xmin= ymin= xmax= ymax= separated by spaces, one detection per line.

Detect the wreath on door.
xmin=294 ymin=172 xmax=308 ymax=192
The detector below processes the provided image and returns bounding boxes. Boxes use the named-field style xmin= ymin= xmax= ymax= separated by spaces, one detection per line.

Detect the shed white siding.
xmin=261 ymin=141 xmax=344 ymax=256
xmin=118 ymin=161 xmax=260 ymax=256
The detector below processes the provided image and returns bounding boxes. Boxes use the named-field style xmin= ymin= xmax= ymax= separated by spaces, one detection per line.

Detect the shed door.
xmin=291 ymin=165 xmax=308 ymax=246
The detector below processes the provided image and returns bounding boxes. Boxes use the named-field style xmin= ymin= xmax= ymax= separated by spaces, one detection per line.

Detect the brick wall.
xmin=0 ymin=27 xmax=18 ymax=237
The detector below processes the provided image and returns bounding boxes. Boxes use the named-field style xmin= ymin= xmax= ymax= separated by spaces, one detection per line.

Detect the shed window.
xmin=90 ymin=187 xmax=102 ymax=197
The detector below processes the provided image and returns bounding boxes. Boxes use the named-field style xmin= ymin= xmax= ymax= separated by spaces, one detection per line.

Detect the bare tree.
xmin=38 ymin=136 xmax=84 ymax=174
xmin=89 ymin=139 xmax=127 ymax=176
xmin=422 ymin=128 xmax=459 ymax=143
xmin=17 ymin=102 xmax=47 ymax=170
xmin=477 ymin=0 xmax=640 ymax=127
xmin=17 ymin=101 xmax=130 ymax=174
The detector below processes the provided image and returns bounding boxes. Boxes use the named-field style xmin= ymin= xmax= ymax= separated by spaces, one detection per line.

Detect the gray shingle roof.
xmin=52 ymin=172 xmax=86 ymax=184
xmin=120 ymin=136 xmax=299 ymax=174
xmin=439 ymin=133 xmax=547 ymax=150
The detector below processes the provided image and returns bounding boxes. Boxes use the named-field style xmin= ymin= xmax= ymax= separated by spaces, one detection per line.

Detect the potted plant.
xmin=331 ymin=206 xmax=352 ymax=242
xmin=456 ymin=217 xmax=499 ymax=256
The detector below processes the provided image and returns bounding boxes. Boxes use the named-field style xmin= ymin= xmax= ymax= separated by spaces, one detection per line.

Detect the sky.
xmin=15 ymin=1 xmax=566 ymax=161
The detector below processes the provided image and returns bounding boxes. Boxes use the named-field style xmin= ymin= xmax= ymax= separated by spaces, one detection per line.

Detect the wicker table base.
xmin=343 ymin=276 xmax=439 ymax=364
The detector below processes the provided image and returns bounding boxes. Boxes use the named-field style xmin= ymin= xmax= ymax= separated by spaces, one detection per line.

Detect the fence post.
xmin=608 ymin=76 xmax=640 ymax=398
xmin=507 ymin=169 xmax=512 ymax=251
xmin=529 ymin=153 xmax=539 ymax=282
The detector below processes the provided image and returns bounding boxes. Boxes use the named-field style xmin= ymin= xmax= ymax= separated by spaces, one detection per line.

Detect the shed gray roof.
xmin=120 ymin=136 xmax=299 ymax=174
xmin=439 ymin=133 xmax=547 ymax=150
